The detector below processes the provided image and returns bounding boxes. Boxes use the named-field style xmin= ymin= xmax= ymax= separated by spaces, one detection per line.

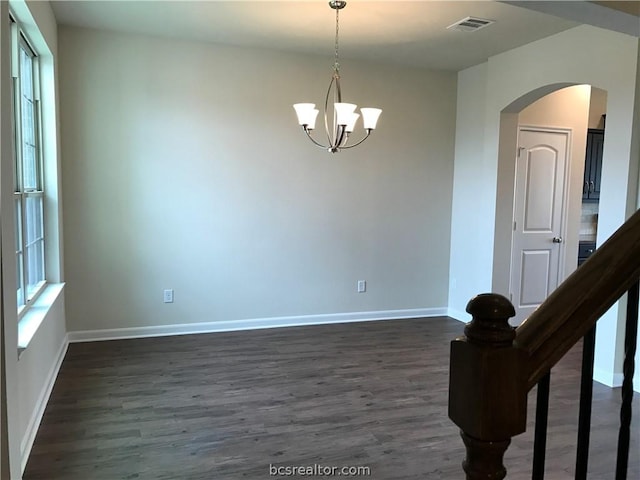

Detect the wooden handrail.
xmin=449 ymin=207 xmax=640 ymax=479
xmin=517 ymin=207 xmax=640 ymax=389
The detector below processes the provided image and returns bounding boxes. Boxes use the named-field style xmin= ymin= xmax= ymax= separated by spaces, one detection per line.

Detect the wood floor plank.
xmin=23 ymin=317 xmax=638 ymax=479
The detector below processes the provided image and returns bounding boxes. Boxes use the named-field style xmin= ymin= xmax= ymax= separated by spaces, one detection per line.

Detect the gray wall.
xmin=59 ymin=27 xmax=458 ymax=334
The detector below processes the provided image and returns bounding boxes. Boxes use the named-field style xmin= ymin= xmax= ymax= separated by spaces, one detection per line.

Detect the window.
xmin=13 ymin=27 xmax=46 ymax=313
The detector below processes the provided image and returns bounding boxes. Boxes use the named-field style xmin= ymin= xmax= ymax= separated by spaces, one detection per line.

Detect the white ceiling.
xmin=50 ymin=0 xmax=628 ymax=72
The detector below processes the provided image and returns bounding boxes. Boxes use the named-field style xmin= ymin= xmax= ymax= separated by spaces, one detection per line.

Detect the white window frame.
xmin=12 ymin=20 xmax=47 ymax=318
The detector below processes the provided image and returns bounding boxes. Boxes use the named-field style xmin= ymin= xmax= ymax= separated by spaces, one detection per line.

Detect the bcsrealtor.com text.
xmin=269 ymin=464 xmax=371 ymax=477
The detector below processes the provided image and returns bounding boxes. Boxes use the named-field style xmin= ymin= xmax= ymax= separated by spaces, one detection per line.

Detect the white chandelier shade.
xmin=293 ymin=1 xmax=382 ymax=153
xmin=293 ymin=103 xmax=381 ymax=134
xmin=293 ymin=103 xmax=319 ymax=130
xmin=360 ymin=108 xmax=383 ymax=130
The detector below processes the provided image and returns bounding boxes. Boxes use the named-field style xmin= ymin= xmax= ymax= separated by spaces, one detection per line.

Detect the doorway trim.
xmin=491 ymin=86 xmax=590 ymax=302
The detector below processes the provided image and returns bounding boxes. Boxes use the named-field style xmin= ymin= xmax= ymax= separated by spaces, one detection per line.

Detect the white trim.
xmin=593 ymin=367 xmax=624 ymax=389
xmin=68 ymin=308 xmax=448 ymax=343
xmin=447 ymin=308 xmax=470 ymax=323
xmin=20 ymin=333 xmax=69 ymax=473
xmin=18 ymin=283 xmax=65 ymax=350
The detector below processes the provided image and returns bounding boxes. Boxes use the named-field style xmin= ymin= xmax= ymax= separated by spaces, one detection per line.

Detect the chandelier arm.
xmin=334 ymin=125 xmax=347 ymax=149
xmin=338 ymin=129 xmax=372 ymax=150
xmin=324 ymin=79 xmax=332 ymax=146
xmin=324 ymin=74 xmax=341 ymax=148
xmin=304 ymin=128 xmax=330 ymax=150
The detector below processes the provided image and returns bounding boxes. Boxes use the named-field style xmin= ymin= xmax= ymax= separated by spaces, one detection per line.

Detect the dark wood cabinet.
xmin=582 ymin=129 xmax=604 ymax=202
xmin=578 ymin=241 xmax=596 ymax=267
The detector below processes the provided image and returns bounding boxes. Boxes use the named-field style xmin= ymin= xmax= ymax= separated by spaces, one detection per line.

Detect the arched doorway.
xmin=492 ymin=84 xmax=608 ymax=324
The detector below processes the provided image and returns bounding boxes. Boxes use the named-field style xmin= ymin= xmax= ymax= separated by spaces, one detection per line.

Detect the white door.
xmin=510 ymin=128 xmax=568 ymax=324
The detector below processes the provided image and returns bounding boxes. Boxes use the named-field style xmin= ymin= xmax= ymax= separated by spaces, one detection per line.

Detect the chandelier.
xmin=293 ymin=1 xmax=382 ymax=153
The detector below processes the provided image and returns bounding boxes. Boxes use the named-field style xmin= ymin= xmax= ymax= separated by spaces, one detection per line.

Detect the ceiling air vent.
xmin=447 ymin=16 xmax=495 ymax=33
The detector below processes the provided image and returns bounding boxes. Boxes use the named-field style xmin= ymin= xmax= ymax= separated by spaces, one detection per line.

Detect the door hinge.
xmin=509 ymin=293 xmax=513 ymax=302
xmin=517 ymin=147 xmax=524 ymax=158
xmin=513 ymin=220 xmax=517 ymax=231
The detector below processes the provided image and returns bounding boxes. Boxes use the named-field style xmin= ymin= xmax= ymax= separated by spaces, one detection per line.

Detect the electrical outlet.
xmin=163 ymin=289 xmax=174 ymax=303
xmin=357 ymin=280 xmax=366 ymax=293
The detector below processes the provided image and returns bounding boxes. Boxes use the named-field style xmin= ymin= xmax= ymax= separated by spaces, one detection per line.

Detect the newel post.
xmin=448 ymin=294 xmax=528 ymax=479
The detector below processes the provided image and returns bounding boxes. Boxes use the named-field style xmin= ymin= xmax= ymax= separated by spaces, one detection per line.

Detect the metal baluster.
xmin=575 ymin=325 xmax=596 ymax=480
xmin=615 ymin=280 xmax=639 ymax=480
xmin=532 ymin=372 xmax=551 ymax=480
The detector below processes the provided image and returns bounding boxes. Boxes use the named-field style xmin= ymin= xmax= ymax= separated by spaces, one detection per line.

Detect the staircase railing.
xmin=448 ymin=207 xmax=640 ymax=479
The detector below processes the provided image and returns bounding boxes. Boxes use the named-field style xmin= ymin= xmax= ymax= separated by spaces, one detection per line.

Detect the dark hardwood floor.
xmin=24 ymin=317 xmax=638 ymax=479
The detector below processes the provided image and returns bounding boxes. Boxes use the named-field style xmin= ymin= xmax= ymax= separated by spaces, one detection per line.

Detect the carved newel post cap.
xmin=465 ymin=293 xmax=516 ymax=346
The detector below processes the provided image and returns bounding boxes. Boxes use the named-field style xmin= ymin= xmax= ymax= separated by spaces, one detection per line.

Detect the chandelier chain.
xmin=334 ymin=5 xmax=340 ymax=73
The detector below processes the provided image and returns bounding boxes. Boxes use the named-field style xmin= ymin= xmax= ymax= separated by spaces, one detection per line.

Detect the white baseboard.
xmin=593 ymin=367 xmax=624 ymax=388
xmin=67 ymin=307 xmax=448 ymax=343
xmin=447 ymin=308 xmax=470 ymax=323
xmin=21 ymin=333 xmax=69 ymax=474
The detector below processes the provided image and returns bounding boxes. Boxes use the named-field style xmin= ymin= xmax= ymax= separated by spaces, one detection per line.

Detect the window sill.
xmin=18 ymin=283 xmax=65 ymax=354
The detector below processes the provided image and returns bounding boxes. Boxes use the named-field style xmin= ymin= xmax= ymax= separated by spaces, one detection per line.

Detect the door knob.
xmin=552 ymin=236 xmax=563 ymax=243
